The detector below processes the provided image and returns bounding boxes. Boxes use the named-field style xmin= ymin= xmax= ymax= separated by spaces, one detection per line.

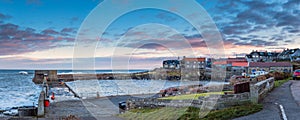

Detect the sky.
xmin=0 ymin=0 xmax=299 ymax=69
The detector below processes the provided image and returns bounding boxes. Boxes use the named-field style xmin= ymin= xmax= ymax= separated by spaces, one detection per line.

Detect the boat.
xmin=19 ymin=71 xmax=28 ymax=75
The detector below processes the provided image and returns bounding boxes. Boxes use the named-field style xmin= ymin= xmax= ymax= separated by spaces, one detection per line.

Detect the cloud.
xmin=0 ymin=56 xmax=72 ymax=69
xmin=0 ymin=22 xmax=75 ymax=56
xmin=61 ymin=28 xmax=76 ymax=33
xmin=139 ymin=43 xmax=168 ymax=51
xmin=211 ymin=0 xmax=300 ymax=48
xmin=0 ymin=13 xmax=11 ymax=20
xmin=42 ymin=28 xmax=59 ymax=35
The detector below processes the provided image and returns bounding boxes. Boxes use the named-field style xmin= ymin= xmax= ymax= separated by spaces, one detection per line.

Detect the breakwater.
xmin=58 ymin=68 xmax=211 ymax=81
xmin=33 ymin=69 xmax=212 ymax=84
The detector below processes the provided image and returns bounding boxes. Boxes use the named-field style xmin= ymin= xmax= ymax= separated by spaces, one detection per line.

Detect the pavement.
xmin=235 ymin=80 xmax=300 ymax=120
xmin=45 ymin=94 xmax=157 ymax=120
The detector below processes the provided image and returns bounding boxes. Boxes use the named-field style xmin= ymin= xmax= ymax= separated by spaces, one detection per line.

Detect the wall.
xmin=37 ymin=91 xmax=45 ymax=117
xmin=248 ymin=67 xmax=293 ymax=74
xmin=250 ymin=77 xmax=274 ymax=103
xmin=248 ymin=67 xmax=269 ymax=74
xmin=126 ymin=92 xmax=251 ymax=110
xmin=126 ymin=77 xmax=275 ymax=111
xmin=33 ymin=70 xmax=58 ymax=84
xmin=270 ymin=66 xmax=293 ymax=73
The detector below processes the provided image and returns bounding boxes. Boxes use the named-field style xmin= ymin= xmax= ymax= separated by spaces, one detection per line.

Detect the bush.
xmin=267 ymin=72 xmax=291 ymax=81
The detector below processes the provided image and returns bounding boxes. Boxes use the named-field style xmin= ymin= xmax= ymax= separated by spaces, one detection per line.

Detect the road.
xmin=235 ymin=80 xmax=300 ymax=120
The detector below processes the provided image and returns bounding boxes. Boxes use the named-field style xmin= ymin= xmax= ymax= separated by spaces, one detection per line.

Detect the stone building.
xmin=181 ymin=57 xmax=206 ymax=69
xmin=277 ymin=48 xmax=300 ymax=62
xmin=246 ymin=50 xmax=279 ymax=62
xmin=248 ymin=62 xmax=293 ymax=74
xmin=231 ymin=61 xmax=248 ymax=76
xmin=32 ymin=70 xmax=58 ymax=84
xmin=162 ymin=60 xmax=180 ymax=69
xmin=180 ymin=57 xmax=206 ymax=80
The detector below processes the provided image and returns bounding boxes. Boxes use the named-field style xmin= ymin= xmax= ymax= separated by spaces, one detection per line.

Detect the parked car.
xmin=293 ymin=69 xmax=300 ymax=80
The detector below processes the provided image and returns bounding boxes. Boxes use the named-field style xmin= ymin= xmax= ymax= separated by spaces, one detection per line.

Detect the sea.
xmin=0 ymin=69 xmax=228 ymax=113
xmin=0 ymin=70 xmax=147 ymax=111
xmin=0 ymin=70 xmax=39 ymax=112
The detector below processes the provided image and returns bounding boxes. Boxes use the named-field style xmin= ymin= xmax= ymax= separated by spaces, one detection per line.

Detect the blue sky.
xmin=0 ymin=0 xmax=299 ymax=69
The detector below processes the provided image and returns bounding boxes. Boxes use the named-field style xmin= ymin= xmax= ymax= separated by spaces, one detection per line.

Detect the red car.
xmin=293 ymin=69 xmax=300 ymax=80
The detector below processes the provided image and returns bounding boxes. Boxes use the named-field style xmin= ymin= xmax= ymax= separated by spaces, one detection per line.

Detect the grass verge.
xmin=274 ymin=77 xmax=291 ymax=88
xmin=118 ymin=103 xmax=262 ymax=120
xmin=158 ymin=91 xmax=231 ymax=100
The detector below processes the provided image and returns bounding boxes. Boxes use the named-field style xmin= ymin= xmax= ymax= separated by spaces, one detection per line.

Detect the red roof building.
xmin=182 ymin=58 xmax=206 ymax=62
xmin=181 ymin=57 xmax=206 ymax=69
xmin=232 ymin=61 xmax=248 ymax=67
xmin=249 ymin=62 xmax=292 ymax=67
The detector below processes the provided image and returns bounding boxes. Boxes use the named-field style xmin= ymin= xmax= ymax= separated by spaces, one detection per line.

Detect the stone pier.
xmin=32 ymin=70 xmax=58 ymax=84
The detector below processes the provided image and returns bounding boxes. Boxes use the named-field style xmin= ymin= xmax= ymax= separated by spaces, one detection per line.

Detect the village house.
xmin=231 ymin=61 xmax=248 ymax=76
xmin=248 ymin=62 xmax=293 ymax=74
xmin=213 ymin=58 xmax=248 ymax=78
xmin=180 ymin=57 xmax=206 ymax=80
xmin=180 ymin=57 xmax=206 ymax=69
xmin=277 ymin=48 xmax=300 ymax=62
xmin=213 ymin=58 xmax=247 ymax=70
xmin=162 ymin=60 xmax=180 ymax=69
xmin=245 ymin=50 xmax=279 ymax=62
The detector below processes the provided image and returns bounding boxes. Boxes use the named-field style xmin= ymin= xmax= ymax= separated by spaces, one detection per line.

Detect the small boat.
xmin=19 ymin=71 xmax=28 ymax=75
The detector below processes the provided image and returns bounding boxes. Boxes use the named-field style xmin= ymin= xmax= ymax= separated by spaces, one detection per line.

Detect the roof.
xmin=163 ymin=60 xmax=180 ymax=64
xmin=249 ymin=62 xmax=292 ymax=67
xmin=227 ymin=58 xmax=247 ymax=62
xmin=278 ymin=48 xmax=300 ymax=56
xmin=183 ymin=58 xmax=205 ymax=62
xmin=246 ymin=55 xmax=252 ymax=58
xmin=232 ymin=61 xmax=248 ymax=67
xmin=248 ymin=51 xmax=279 ymax=57
xmin=213 ymin=58 xmax=247 ymax=65
xmin=213 ymin=61 xmax=227 ymax=65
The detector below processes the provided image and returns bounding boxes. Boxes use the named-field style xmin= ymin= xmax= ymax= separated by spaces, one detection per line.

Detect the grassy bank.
xmin=118 ymin=103 xmax=262 ymax=120
xmin=274 ymin=77 xmax=291 ymax=88
xmin=158 ymin=92 xmax=228 ymax=100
